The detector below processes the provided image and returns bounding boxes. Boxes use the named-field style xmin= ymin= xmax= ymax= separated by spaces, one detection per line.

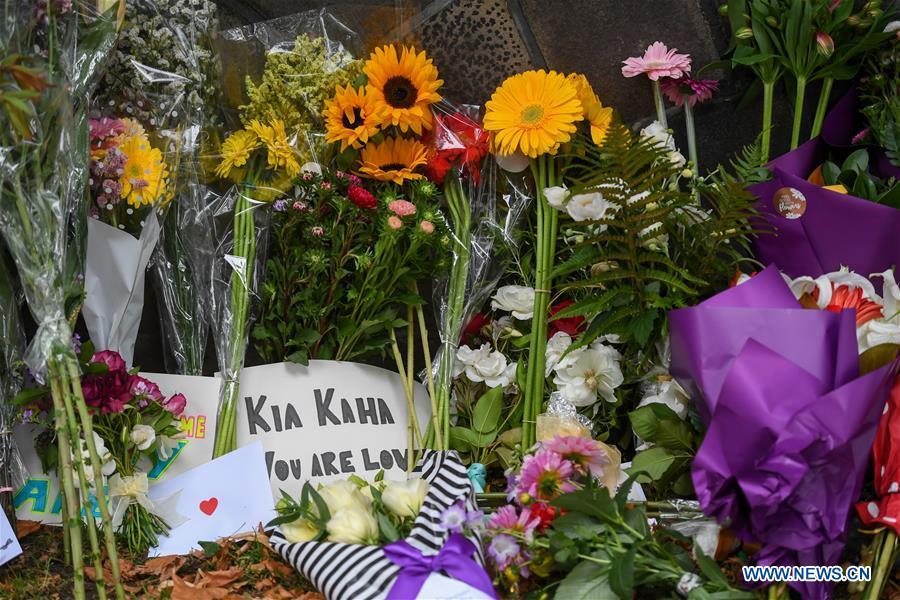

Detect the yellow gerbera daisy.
xmin=358 ymin=137 xmax=428 ymax=185
xmin=567 ymin=74 xmax=614 ymax=147
xmin=364 ymin=44 xmax=443 ymax=135
xmin=215 ymin=129 xmax=260 ymax=180
xmin=118 ymin=132 xmax=168 ymax=207
xmin=324 ymin=84 xmax=384 ymax=151
xmin=484 ymin=70 xmax=583 ymax=158
xmin=248 ymin=119 xmax=301 ymax=178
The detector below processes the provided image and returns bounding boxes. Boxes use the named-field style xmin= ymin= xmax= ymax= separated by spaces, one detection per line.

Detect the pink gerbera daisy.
xmin=622 ymin=42 xmax=692 ymax=81
xmin=660 ymin=76 xmax=719 ymax=107
xmin=516 ymin=449 xmax=577 ymax=501
xmin=487 ymin=505 xmax=541 ymax=542
xmin=543 ymin=435 xmax=612 ymax=478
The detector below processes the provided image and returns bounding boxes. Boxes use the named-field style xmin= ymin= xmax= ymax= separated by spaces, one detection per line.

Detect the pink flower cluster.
xmin=88 ymin=118 xmax=127 ymax=211
xmin=82 ymin=350 xmax=186 ymax=416
xmin=484 ymin=435 xmax=614 ymax=577
xmin=622 ymin=42 xmax=717 ymax=106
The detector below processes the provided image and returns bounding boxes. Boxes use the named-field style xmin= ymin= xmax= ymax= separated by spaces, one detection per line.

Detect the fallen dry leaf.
xmin=15 ymin=519 xmax=41 ymax=539
xmin=194 ymin=567 xmax=243 ymax=589
xmin=171 ymin=573 xmax=229 ymax=600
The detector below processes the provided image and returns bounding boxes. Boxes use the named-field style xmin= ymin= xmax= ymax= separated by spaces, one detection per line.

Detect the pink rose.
xmin=165 ymin=393 xmax=187 ymax=417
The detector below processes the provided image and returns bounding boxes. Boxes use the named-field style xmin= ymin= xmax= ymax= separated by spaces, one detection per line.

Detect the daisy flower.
xmin=487 ymin=506 xmax=540 ymax=542
xmin=516 ymin=449 xmax=577 ymax=501
xmin=660 ymin=76 xmax=719 ymax=107
xmin=543 ymin=435 xmax=611 ymax=478
xmin=621 ymin=42 xmax=692 ymax=81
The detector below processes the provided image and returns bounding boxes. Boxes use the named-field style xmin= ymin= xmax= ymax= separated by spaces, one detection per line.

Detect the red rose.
xmin=348 ymin=184 xmax=377 ymax=210
xmin=548 ymin=300 xmax=585 ymax=338
xmin=530 ymin=502 xmax=562 ymax=532
xmin=462 ymin=313 xmax=490 ymax=346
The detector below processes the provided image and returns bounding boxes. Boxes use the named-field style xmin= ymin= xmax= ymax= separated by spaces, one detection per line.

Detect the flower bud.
xmin=736 ymin=27 xmax=754 ymax=40
xmin=868 ymin=8 xmax=883 ymax=19
xmin=816 ymin=32 xmax=835 ymax=58
xmin=766 ymin=16 xmax=779 ymax=28
xmin=865 ymin=0 xmax=882 ymax=10
xmin=718 ymin=3 xmax=728 ymax=15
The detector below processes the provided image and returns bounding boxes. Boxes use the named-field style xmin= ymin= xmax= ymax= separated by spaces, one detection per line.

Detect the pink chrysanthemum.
xmin=543 ymin=435 xmax=611 ymax=478
xmin=852 ymin=128 xmax=871 ymax=145
xmin=660 ymin=76 xmax=719 ymax=107
xmin=487 ymin=505 xmax=541 ymax=542
xmin=622 ymin=42 xmax=692 ymax=81
xmin=388 ymin=199 xmax=417 ymax=217
xmin=516 ymin=449 xmax=577 ymax=501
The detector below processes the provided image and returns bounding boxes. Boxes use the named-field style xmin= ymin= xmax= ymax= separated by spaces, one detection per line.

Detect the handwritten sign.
xmin=14 ymin=373 xmax=218 ymax=524
xmin=235 ymin=361 xmax=432 ymax=498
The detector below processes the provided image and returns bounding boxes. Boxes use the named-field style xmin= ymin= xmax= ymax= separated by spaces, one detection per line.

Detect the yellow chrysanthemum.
xmin=324 ymin=84 xmax=384 ymax=152
xmin=567 ymin=73 xmax=614 ymax=147
xmin=484 ymin=70 xmax=583 ymax=158
xmin=118 ymin=133 xmax=168 ymax=208
xmin=248 ymin=119 xmax=301 ymax=178
xmin=364 ymin=44 xmax=443 ymax=135
xmin=358 ymin=137 xmax=428 ymax=185
xmin=215 ymin=129 xmax=260 ymax=180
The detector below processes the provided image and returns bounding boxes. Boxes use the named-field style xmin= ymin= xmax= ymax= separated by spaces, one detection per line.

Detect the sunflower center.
xmin=341 ymin=107 xmax=363 ymax=129
xmin=383 ymin=76 xmax=418 ymax=109
xmin=380 ymin=163 xmax=406 ymax=171
xmin=520 ymin=104 xmax=545 ymax=126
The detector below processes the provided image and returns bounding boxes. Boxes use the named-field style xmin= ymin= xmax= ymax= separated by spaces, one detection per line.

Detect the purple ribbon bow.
xmin=383 ymin=533 xmax=497 ymax=599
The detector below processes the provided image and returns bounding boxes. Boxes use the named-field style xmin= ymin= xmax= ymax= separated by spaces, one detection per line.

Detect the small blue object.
xmin=467 ymin=463 xmax=486 ymax=493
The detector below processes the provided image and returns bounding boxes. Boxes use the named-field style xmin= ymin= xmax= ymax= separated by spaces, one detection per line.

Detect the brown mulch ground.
xmin=0 ymin=520 xmax=323 ymax=599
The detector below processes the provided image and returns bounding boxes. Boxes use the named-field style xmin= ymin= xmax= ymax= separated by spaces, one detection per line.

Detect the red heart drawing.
xmin=199 ymin=497 xmax=218 ymax=516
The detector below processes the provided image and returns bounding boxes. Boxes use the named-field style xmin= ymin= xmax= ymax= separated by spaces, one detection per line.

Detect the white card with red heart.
xmin=147 ymin=441 xmax=275 ymax=557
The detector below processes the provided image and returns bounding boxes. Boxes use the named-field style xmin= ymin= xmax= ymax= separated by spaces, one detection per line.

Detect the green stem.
xmin=761 ymin=80 xmax=775 ymax=163
xmin=652 ymin=80 xmax=668 ymax=129
xmin=862 ymin=530 xmax=898 ymax=600
xmin=66 ymin=356 xmax=124 ymax=599
xmin=790 ymin=76 xmax=808 ymax=150
xmin=414 ymin=290 xmax=442 ymax=451
xmin=684 ymin=101 xmax=698 ymax=173
xmin=810 ymin=77 xmax=834 ymax=139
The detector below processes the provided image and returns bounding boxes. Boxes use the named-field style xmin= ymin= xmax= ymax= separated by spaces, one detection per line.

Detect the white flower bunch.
xmin=454 ymin=343 xmax=517 ymax=389
xmin=545 ymin=332 xmax=624 ymax=406
xmin=639 ymin=121 xmax=686 ymax=168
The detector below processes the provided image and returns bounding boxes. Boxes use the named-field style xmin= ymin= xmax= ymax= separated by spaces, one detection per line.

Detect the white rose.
xmin=319 ymin=480 xmax=370 ymax=514
xmin=566 ymin=191 xmax=616 ymax=222
xmin=885 ymin=20 xmax=900 ymax=34
xmin=545 ymin=331 xmax=574 ymax=376
xmin=326 ymin=505 xmax=379 ymax=544
xmin=640 ymin=121 xmax=686 ymax=168
xmin=382 ymin=478 xmax=428 ymax=518
xmin=543 ymin=186 xmax=568 ymax=209
xmin=456 ymin=343 xmax=516 ymax=388
xmin=130 ymin=424 xmax=156 ymax=451
xmin=281 ymin=517 xmax=320 ymax=543
xmin=491 ymin=285 xmax=535 ymax=320
xmin=553 ymin=343 xmax=624 ymax=406
xmin=638 ymin=379 xmax=689 ymax=420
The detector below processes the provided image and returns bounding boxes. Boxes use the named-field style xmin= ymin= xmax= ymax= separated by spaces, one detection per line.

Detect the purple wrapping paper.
xmin=750 ymin=90 xmax=900 ymax=280
xmin=670 ymin=268 xmax=895 ymax=599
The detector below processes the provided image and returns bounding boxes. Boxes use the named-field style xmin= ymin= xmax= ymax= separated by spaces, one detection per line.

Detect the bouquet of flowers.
xmin=24 ymin=346 xmax=188 ymax=556
xmin=0 ymin=1 xmax=125 ymax=596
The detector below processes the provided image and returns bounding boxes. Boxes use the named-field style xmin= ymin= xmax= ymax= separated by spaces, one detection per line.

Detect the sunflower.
xmin=364 ymin=44 xmax=443 ymax=135
xmin=484 ymin=70 xmax=583 ymax=158
xmin=248 ymin=119 xmax=301 ymax=178
xmin=567 ymin=74 xmax=614 ymax=147
xmin=118 ymin=132 xmax=168 ymax=207
xmin=215 ymin=129 xmax=261 ymax=180
xmin=358 ymin=137 xmax=428 ymax=185
xmin=324 ymin=85 xmax=384 ymax=151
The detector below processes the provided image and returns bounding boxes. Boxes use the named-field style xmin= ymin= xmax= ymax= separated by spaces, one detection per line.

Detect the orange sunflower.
xmin=324 ymin=85 xmax=385 ymax=151
xmin=364 ymin=44 xmax=443 ymax=135
xmin=358 ymin=137 xmax=428 ymax=185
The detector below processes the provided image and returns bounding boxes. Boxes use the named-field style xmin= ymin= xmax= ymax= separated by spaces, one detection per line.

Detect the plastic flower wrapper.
xmin=669 ymin=266 xmax=896 ymax=599
xmin=0 ymin=1 xmax=126 ymax=596
xmin=535 ymin=391 xmax=593 ymax=441
xmin=270 ymin=451 xmax=496 ymax=600
xmin=0 ymin=257 xmax=28 ymax=526
xmin=84 ymin=0 xmax=204 ymax=367
xmin=750 ymin=89 xmax=900 ymax=282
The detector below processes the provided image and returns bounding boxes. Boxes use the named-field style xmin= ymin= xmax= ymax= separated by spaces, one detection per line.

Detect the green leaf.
xmin=378 ymin=513 xmax=400 ymax=542
xmin=655 ymin=420 xmax=695 ymax=453
xmin=608 ymin=546 xmax=635 ymax=599
xmin=672 ymin=471 xmax=696 ymax=497
xmin=628 ymin=403 xmax=682 ymax=442
xmin=629 ymin=309 xmax=658 ymax=347
xmin=198 ymin=541 xmax=221 ymax=557
xmin=471 ymin=386 xmax=503 ymax=434
xmin=286 ymin=349 xmax=310 ymax=366
xmin=860 ymin=344 xmax=900 ymax=375
xmin=554 ymin=560 xmax=616 ymax=600
xmin=843 ymin=148 xmax=870 ymax=174
xmin=552 ymin=481 xmax=617 ymax=521
xmin=627 ymin=447 xmax=676 ymax=482
xmin=696 ymin=547 xmax=730 ymax=587
xmin=449 ymin=426 xmax=497 ymax=450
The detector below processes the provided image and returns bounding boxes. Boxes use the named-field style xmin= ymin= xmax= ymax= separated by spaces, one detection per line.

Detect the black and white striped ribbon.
xmin=270 ymin=450 xmax=485 ymax=600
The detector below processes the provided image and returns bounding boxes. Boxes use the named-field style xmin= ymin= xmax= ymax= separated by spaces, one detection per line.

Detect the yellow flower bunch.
xmin=484 ymin=70 xmax=613 ymax=158
xmin=215 ymin=119 xmax=301 ymax=194
xmin=117 ymin=119 xmax=169 ymax=208
xmin=322 ymin=44 xmax=443 ymax=185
